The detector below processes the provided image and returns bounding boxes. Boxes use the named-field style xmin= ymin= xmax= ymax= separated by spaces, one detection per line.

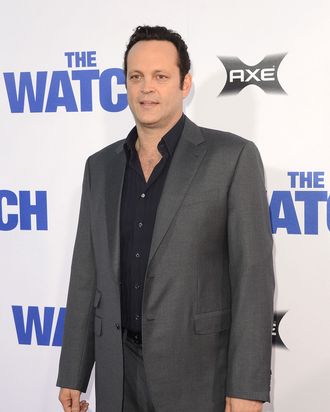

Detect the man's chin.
xmin=136 ymin=116 xmax=162 ymax=129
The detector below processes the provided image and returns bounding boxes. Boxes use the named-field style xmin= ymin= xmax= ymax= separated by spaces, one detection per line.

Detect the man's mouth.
xmin=140 ymin=100 xmax=159 ymax=106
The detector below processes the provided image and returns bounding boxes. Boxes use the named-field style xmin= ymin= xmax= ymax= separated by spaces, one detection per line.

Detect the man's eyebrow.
xmin=128 ymin=69 xmax=169 ymax=74
xmin=127 ymin=70 xmax=143 ymax=74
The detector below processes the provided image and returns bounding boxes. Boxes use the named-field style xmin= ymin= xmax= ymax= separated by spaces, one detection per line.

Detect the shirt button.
xmin=135 ymin=252 xmax=141 ymax=258
xmin=115 ymin=322 xmax=121 ymax=330
xmin=135 ymin=314 xmax=141 ymax=320
xmin=138 ymin=222 xmax=143 ymax=228
xmin=140 ymin=193 xmax=146 ymax=198
xmin=134 ymin=283 xmax=141 ymax=289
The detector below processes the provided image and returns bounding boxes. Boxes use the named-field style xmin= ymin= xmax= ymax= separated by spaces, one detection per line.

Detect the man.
xmin=57 ymin=26 xmax=274 ymax=412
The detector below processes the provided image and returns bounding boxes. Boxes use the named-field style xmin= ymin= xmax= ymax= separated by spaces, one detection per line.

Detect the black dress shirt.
xmin=120 ymin=114 xmax=185 ymax=333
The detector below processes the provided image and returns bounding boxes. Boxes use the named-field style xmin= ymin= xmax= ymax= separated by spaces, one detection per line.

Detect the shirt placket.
xmin=130 ymin=180 xmax=148 ymax=329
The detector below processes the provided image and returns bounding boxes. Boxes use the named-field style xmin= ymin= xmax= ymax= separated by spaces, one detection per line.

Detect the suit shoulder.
xmin=87 ymin=139 xmax=125 ymax=166
xmin=199 ymin=127 xmax=262 ymax=168
xmin=199 ymin=126 xmax=251 ymax=149
xmin=184 ymin=117 xmax=258 ymax=159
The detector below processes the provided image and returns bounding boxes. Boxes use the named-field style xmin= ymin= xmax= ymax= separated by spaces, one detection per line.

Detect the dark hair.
xmin=124 ymin=25 xmax=191 ymax=88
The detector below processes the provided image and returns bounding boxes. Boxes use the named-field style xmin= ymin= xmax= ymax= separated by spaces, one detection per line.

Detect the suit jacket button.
xmin=115 ymin=322 xmax=120 ymax=330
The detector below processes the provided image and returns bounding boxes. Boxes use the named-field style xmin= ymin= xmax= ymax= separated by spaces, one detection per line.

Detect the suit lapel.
xmin=147 ymin=118 xmax=206 ymax=267
xmin=105 ymin=143 xmax=126 ymax=283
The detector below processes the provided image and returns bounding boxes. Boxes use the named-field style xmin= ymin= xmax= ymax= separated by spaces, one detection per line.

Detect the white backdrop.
xmin=1 ymin=1 xmax=329 ymax=411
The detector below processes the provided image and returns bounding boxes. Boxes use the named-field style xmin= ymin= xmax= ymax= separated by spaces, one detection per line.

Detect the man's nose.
xmin=141 ymin=78 xmax=154 ymax=94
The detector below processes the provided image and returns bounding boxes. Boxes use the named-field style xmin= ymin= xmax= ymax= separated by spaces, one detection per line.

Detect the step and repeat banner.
xmin=1 ymin=1 xmax=329 ymax=411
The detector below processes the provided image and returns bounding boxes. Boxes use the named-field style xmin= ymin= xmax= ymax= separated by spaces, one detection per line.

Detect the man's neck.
xmin=135 ymin=113 xmax=182 ymax=155
xmin=135 ymin=127 xmax=163 ymax=156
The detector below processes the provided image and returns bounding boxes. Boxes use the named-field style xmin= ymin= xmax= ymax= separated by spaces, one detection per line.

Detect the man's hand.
xmin=225 ymin=396 xmax=263 ymax=412
xmin=59 ymin=388 xmax=89 ymax=412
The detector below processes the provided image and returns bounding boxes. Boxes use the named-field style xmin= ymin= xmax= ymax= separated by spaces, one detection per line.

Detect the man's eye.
xmin=157 ymin=75 xmax=167 ymax=80
xmin=130 ymin=74 xmax=141 ymax=80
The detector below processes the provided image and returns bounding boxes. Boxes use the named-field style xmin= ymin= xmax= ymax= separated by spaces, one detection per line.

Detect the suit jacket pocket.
xmin=194 ymin=309 xmax=231 ymax=334
xmin=94 ymin=315 xmax=102 ymax=336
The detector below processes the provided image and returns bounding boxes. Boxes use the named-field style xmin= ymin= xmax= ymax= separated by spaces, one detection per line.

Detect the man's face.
xmin=126 ymin=40 xmax=191 ymax=131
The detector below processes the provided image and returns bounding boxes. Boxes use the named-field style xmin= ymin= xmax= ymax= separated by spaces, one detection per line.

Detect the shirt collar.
xmin=124 ymin=114 xmax=185 ymax=159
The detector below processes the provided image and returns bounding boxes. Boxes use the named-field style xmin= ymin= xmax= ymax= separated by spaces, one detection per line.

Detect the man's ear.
xmin=182 ymin=73 xmax=192 ymax=97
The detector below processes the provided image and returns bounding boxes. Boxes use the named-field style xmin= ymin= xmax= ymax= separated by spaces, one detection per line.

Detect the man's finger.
xmin=225 ymin=396 xmax=232 ymax=412
xmin=59 ymin=388 xmax=82 ymax=412
xmin=71 ymin=391 xmax=81 ymax=412
xmin=60 ymin=397 xmax=71 ymax=412
xmin=59 ymin=390 xmax=72 ymax=412
xmin=80 ymin=400 xmax=89 ymax=412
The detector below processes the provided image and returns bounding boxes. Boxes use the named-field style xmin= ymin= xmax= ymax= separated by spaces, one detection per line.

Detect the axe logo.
xmin=218 ymin=53 xmax=287 ymax=95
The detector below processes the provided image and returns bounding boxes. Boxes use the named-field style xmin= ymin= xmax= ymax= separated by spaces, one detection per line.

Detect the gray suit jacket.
xmin=57 ymin=117 xmax=274 ymax=412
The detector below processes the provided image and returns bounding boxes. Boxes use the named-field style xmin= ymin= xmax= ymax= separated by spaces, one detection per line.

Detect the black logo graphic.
xmin=272 ymin=311 xmax=288 ymax=349
xmin=218 ymin=53 xmax=287 ymax=95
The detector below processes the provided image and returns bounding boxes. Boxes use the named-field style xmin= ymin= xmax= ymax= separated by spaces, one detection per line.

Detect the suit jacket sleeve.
xmin=56 ymin=158 xmax=96 ymax=392
xmin=225 ymin=141 xmax=275 ymax=402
